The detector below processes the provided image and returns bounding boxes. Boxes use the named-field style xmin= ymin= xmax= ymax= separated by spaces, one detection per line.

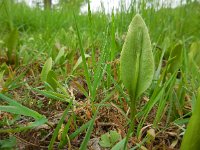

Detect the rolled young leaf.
xmin=120 ymin=14 xmax=154 ymax=99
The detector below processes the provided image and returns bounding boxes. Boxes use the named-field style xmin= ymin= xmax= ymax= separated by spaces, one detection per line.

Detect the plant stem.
xmin=124 ymin=94 xmax=136 ymax=149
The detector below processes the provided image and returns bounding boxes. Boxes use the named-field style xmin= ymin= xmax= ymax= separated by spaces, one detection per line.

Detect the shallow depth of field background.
xmin=0 ymin=0 xmax=200 ymax=149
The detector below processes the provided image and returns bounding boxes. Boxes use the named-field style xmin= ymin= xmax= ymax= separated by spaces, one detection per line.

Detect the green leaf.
xmin=0 ymin=93 xmax=43 ymax=120
xmin=189 ymin=41 xmax=200 ymax=69
xmin=69 ymin=120 xmax=92 ymax=140
xmin=120 ymin=14 xmax=154 ymax=99
xmin=0 ymin=136 xmax=16 ymax=150
xmin=46 ymin=70 xmax=58 ymax=91
xmin=180 ymin=87 xmax=200 ymax=150
xmin=99 ymin=133 xmax=112 ymax=148
xmin=99 ymin=131 xmax=121 ymax=148
xmin=48 ymin=103 xmax=72 ymax=150
xmin=79 ymin=110 xmax=98 ymax=150
xmin=72 ymin=54 xmax=90 ymax=72
xmin=6 ymin=28 xmax=19 ymax=62
xmin=110 ymin=130 xmax=121 ymax=144
xmin=0 ymin=70 xmax=5 ymax=82
xmin=41 ymin=57 xmax=52 ymax=82
xmin=168 ymin=41 xmax=182 ymax=73
xmin=163 ymin=37 xmax=172 ymax=58
xmin=55 ymin=48 xmax=65 ymax=64
xmin=32 ymin=88 xmax=70 ymax=103
xmin=0 ymin=117 xmax=47 ymax=133
xmin=111 ymin=138 xmax=126 ymax=150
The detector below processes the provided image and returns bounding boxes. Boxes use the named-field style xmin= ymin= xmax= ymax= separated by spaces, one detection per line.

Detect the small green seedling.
xmin=40 ymin=57 xmax=58 ymax=90
xmin=180 ymin=87 xmax=200 ymax=150
xmin=38 ymin=57 xmax=70 ymax=102
xmin=120 ymin=14 xmax=154 ymax=148
xmin=99 ymin=130 xmax=121 ymax=148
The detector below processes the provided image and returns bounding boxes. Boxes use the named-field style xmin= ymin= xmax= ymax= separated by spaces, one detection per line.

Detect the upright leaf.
xmin=46 ymin=70 xmax=58 ymax=91
xmin=6 ymin=28 xmax=19 ymax=62
xmin=72 ymin=54 xmax=90 ymax=72
xmin=120 ymin=14 xmax=154 ymax=148
xmin=181 ymin=87 xmax=200 ymax=150
xmin=189 ymin=41 xmax=200 ymax=69
xmin=41 ymin=57 xmax=52 ymax=82
xmin=55 ymin=48 xmax=65 ymax=64
xmin=168 ymin=41 xmax=182 ymax=73
xmin=120 ymin=14 xmax=154 ymax=99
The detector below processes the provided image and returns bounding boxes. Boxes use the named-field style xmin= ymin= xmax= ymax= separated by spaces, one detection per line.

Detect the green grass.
xmin=0 ymin=0 xmax=200 ymax=149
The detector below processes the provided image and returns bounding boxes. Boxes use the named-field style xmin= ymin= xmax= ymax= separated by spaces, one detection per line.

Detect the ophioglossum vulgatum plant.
xmin=120 ymin=14 xmax=154 ymax=148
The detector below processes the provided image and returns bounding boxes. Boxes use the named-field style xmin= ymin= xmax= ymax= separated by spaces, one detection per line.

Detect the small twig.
xmin=97 ymin=122 xmax=119 ymax=127
xmin=41 ymin=130 xmax=54 ymax=142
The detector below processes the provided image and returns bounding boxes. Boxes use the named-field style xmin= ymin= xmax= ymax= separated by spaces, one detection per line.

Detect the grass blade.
xmin=48 ymin=103 xmax=72 ymax=150
xmin=0 ymin=93 xmax=43 ymax=119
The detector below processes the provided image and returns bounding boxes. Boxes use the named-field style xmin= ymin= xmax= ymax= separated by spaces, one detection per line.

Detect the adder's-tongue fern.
xmin=120 ymin=14 xmax=154 ymax=148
